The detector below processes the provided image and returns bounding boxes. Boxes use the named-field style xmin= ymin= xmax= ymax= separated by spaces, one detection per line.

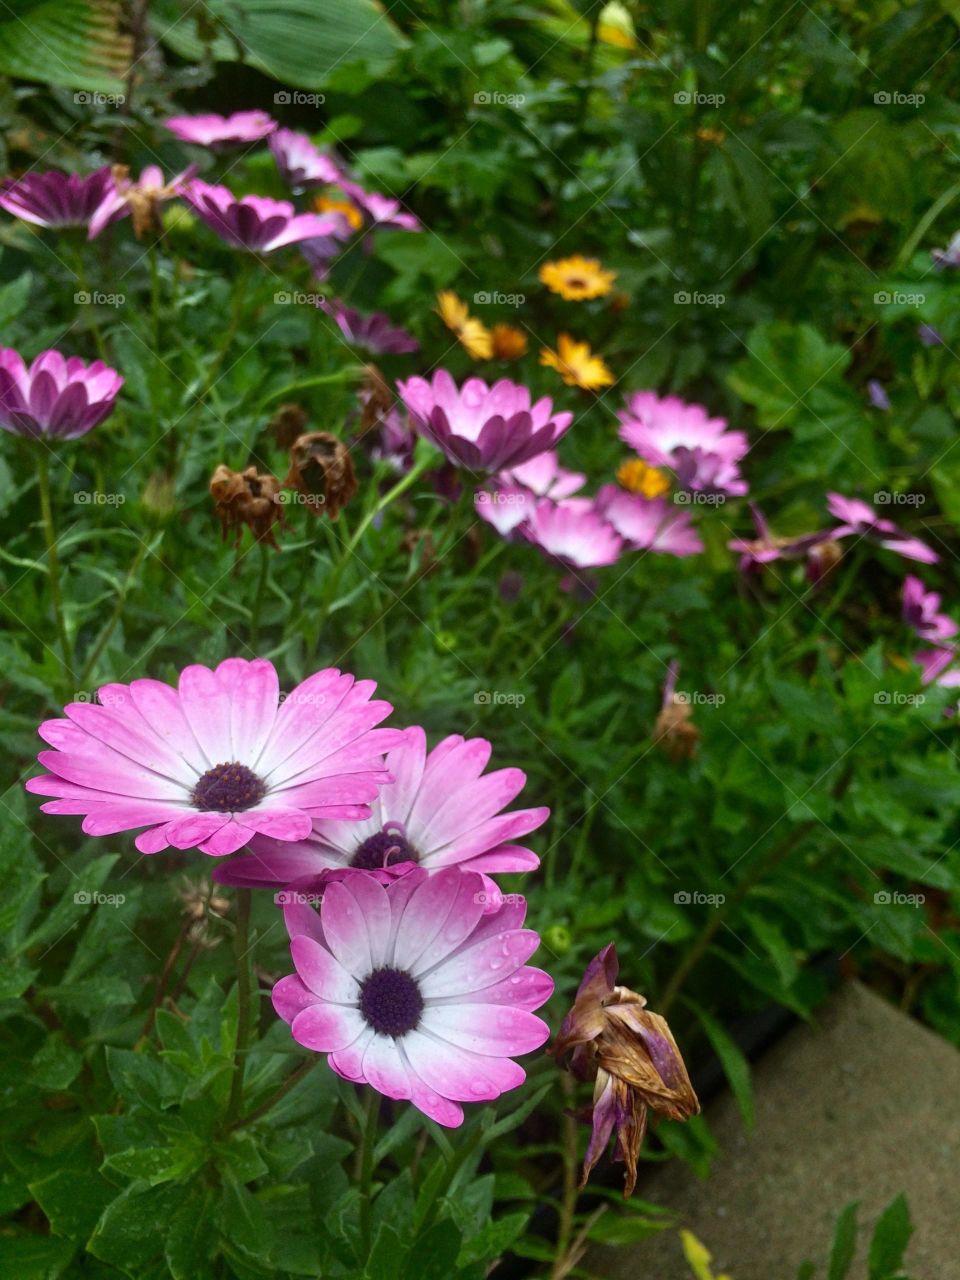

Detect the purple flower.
xmin=522 ymin=499 xmax=622 ymax=569
xmin=506 ymin=450 xmax=586 ymax=501
xmin=299 ymin=217 xmax=354 ymax=277
xmin=827 ymin=492 xmax=937 ymax=564
xmin=618 ymin=391 xmax=749 ymax=496
xmin=370 ymin=403 xmax=417 ymax=472
xmin=916 ymin=647 xmax=960 ymax=690
xmin=727 ymin=505 xmax=833 ymax=572
xmin=339 ymin=177 xmax=420 ymax=232
xmin=918 ymin=324 xmax=943 ymax=348
xmin=0 ymin=349 xmax=123 ymax=440
xmin=269 ymin=128 xmax=342 ymax=191
xmin=594 ymin=485 xmax=703 ymax=557
xmin=0 ymin=167 xmax=119 ymax=232
xmin=182 ymin=180 xmax=345 ymax=254
xmin=164 ymin=110 xmax=276 ymax=148
xmin=932 ymin=232 xmax=960 ymax=270
xmin=397 ymin=371 xmax=573 ymax=474
xmin=867 ymin=379 xmax=890 ymax=411
xmin=903 ymin=575 xmax=957 ymax=643
xmin=320 ymin=300 xmax=419 ymax=355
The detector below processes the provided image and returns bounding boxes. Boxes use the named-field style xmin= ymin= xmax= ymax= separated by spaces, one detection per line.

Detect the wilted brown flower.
xmin=653 ymin=659 xmax=700 ymax=762
xmin=176 ymin=876 xmax=230 ymax=923
xmin=268 ymin=402 xmax=310 ymax=450
xmin=284 ymin=431 xmax=357 ymax=520
xmin=550 ymin=943 xmax=699 ymax=1197
xmin=357 ymin=364 xmax=394 ymax=438
xmin=209 ymin=463 xmax=285 ymax=549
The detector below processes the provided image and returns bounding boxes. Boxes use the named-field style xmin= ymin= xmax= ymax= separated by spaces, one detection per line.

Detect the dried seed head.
xmin=209 ymin=463 xmax=285 ymax=549
xmin=283 ymin=431 xmax=357 ymax=520
xmin=654 ymin=697 xmax=700 ymax=762
xmin=357 ymin=365 xmax=394 ymax=438
xmin=268 ymin=402 xmax=310 ymax=450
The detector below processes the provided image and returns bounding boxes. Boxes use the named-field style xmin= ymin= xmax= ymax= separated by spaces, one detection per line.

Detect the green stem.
xmin=316 ymin=453 xmax=433 ymax=625
xmin=255 ymin=367 xmax=365 ymax=415
xmin=35 ymin=446 xmax=73 ymax=690
xmin=78 ymin=536 xmax=151 ymax=686
xmin=226 ymin=889 xmax=254 ymax=1124
xmin=248 ymin=542 xmax=271 ymax=650
xmin=228 ymin=1058 xmax=316 ymax=1131
xmin=71 ymin=248 xmax=109 ymax=362
xmin=415 ymin=1126 xmax=483 ymax=1236
xmin=550 ymin=1073 xmax=579 ymax=1280
xmin=358 ymin=1087 xmax=380 ymax=1256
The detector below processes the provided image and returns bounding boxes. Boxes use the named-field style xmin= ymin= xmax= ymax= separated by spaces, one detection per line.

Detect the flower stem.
xmin=35 ymin=445 xmax=73 ymax=690
xmin=248 ymin=541 xmax=271 ymax=650
xmin=358 ymin=1087 xmax=380 ymax=1255
xmin=226 ymin=888 xmax=254 ymax=1124
xmin=78 ymin=535 xmax=151 ymax=687
xmin=550 ymin=1072 xmax=579 ymax=1280
xmin=228 ymin=1057 xmax=316 ymax=1131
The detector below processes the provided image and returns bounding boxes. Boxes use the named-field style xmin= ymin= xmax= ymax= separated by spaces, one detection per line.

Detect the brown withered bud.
xmin=177 ymin=876 xmax=230 ymax=923
xmin=209 ymin=463 xmax=285 ymax=549
xmin=268 ymin=402 xmax=310 ymax=450
xmin=357 ymin=364 xmax=394 ymax=438
xmin=550 ymin=943 xmax=700 ymax=1197
xmin=806 ymin=538 xmax=843 ymax=584
xmin=653 ymin=661 xmax=700 ymax=762
xmin=283 ymin=431 xmax=357 ymax=520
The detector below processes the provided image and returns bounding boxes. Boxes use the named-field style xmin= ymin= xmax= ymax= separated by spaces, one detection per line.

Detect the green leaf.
xmin=457 ymin=1212 xmax=529 ymax=1265
xmin=727 ymin=321 xmax=851 ymax=430
xmin=155 ymin=0 xmax=405 ymax=88
xmin=0 ymin=2 xmax=129 ymax=92
xmin=828 ymin=1201 xmax=859 ymax=1280
xmin=0 ymin=272 xmax=32 ymax=327
xmin=688 ymin=1001 xmax=754 ymax=1132
xmin=868 ymin=1194 xmax=913 ymax=1279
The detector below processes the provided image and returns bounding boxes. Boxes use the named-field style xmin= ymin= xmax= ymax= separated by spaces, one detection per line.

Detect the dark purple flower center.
xmin=192 ymin=762 xmax=266 ymax=812
xmin=350 ymin=828 xmax=418 ymax=870
xmin=359 ymin=967 xmax=423 ymax=1036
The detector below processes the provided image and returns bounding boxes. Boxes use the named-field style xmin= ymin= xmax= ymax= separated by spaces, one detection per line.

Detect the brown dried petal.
xmin=269 ymin=402 xmax=310 ymax=450
xmin=209 ymin=463 xmax=285 ymax=548
xmin=653 ymin=698 xmax=700 ymax=762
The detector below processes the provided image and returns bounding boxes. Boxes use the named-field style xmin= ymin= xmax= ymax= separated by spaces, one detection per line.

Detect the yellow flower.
xmin=313 ymin=195 xmax=364 ymax=231
xmin=435 ymin=291 xmax=493 ymax=360
xmin=539 ymin=254 xmax=617 ymax=301
xmin=680 ymin=1230 xmax=733 ymax=1280
xmin=540 ymin=333 xmax=614 ymax=391
xmin=490 ymin=323 xmax=528 ymax=360
xmin=617 ymin=458 xmax=669 ymax=498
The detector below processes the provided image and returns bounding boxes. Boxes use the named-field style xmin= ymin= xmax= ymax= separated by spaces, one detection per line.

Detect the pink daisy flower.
xmin=826 ymin=493 xmax=938 ymax=564
xmin=87 ymin=163 xmax=196 ymax=240
xmin=271 ymin=867 xmax=553 ymax=1126
xmin=903 ymin=576 xmax=957 ymax=643
xmin=269 ymin=128 xmax=342 ymax=191
xmin=523 ymin=499 xmax=622 ymax=569
xmin=0 ymin=167 xmax=120 ymax=232
xmin=0 ymin=348 xmax=123 ymax=440
xmin=618 ymin=391 xmax=748 ymax=496
xmin=215 ymin=726 xmax=548 ymax=890
xmin=506 ymin=450 xmax=586 ymax=501
xmin=397 ymin=371 xmax=573 ymax=474
xmin=593 ymin=485 xmax=703 ymax=557
xmin=182 ymin=180 xmax=345 ymax=254
xmin=27 ymin=659 xmax=401 ymax=857
xmin=338 ymin=177 xmax=421 ymax=232
xmin=727 ymin=504 xmax=834 ymax=572
xmin=164 ymin=110 xmax=276 ymax=147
